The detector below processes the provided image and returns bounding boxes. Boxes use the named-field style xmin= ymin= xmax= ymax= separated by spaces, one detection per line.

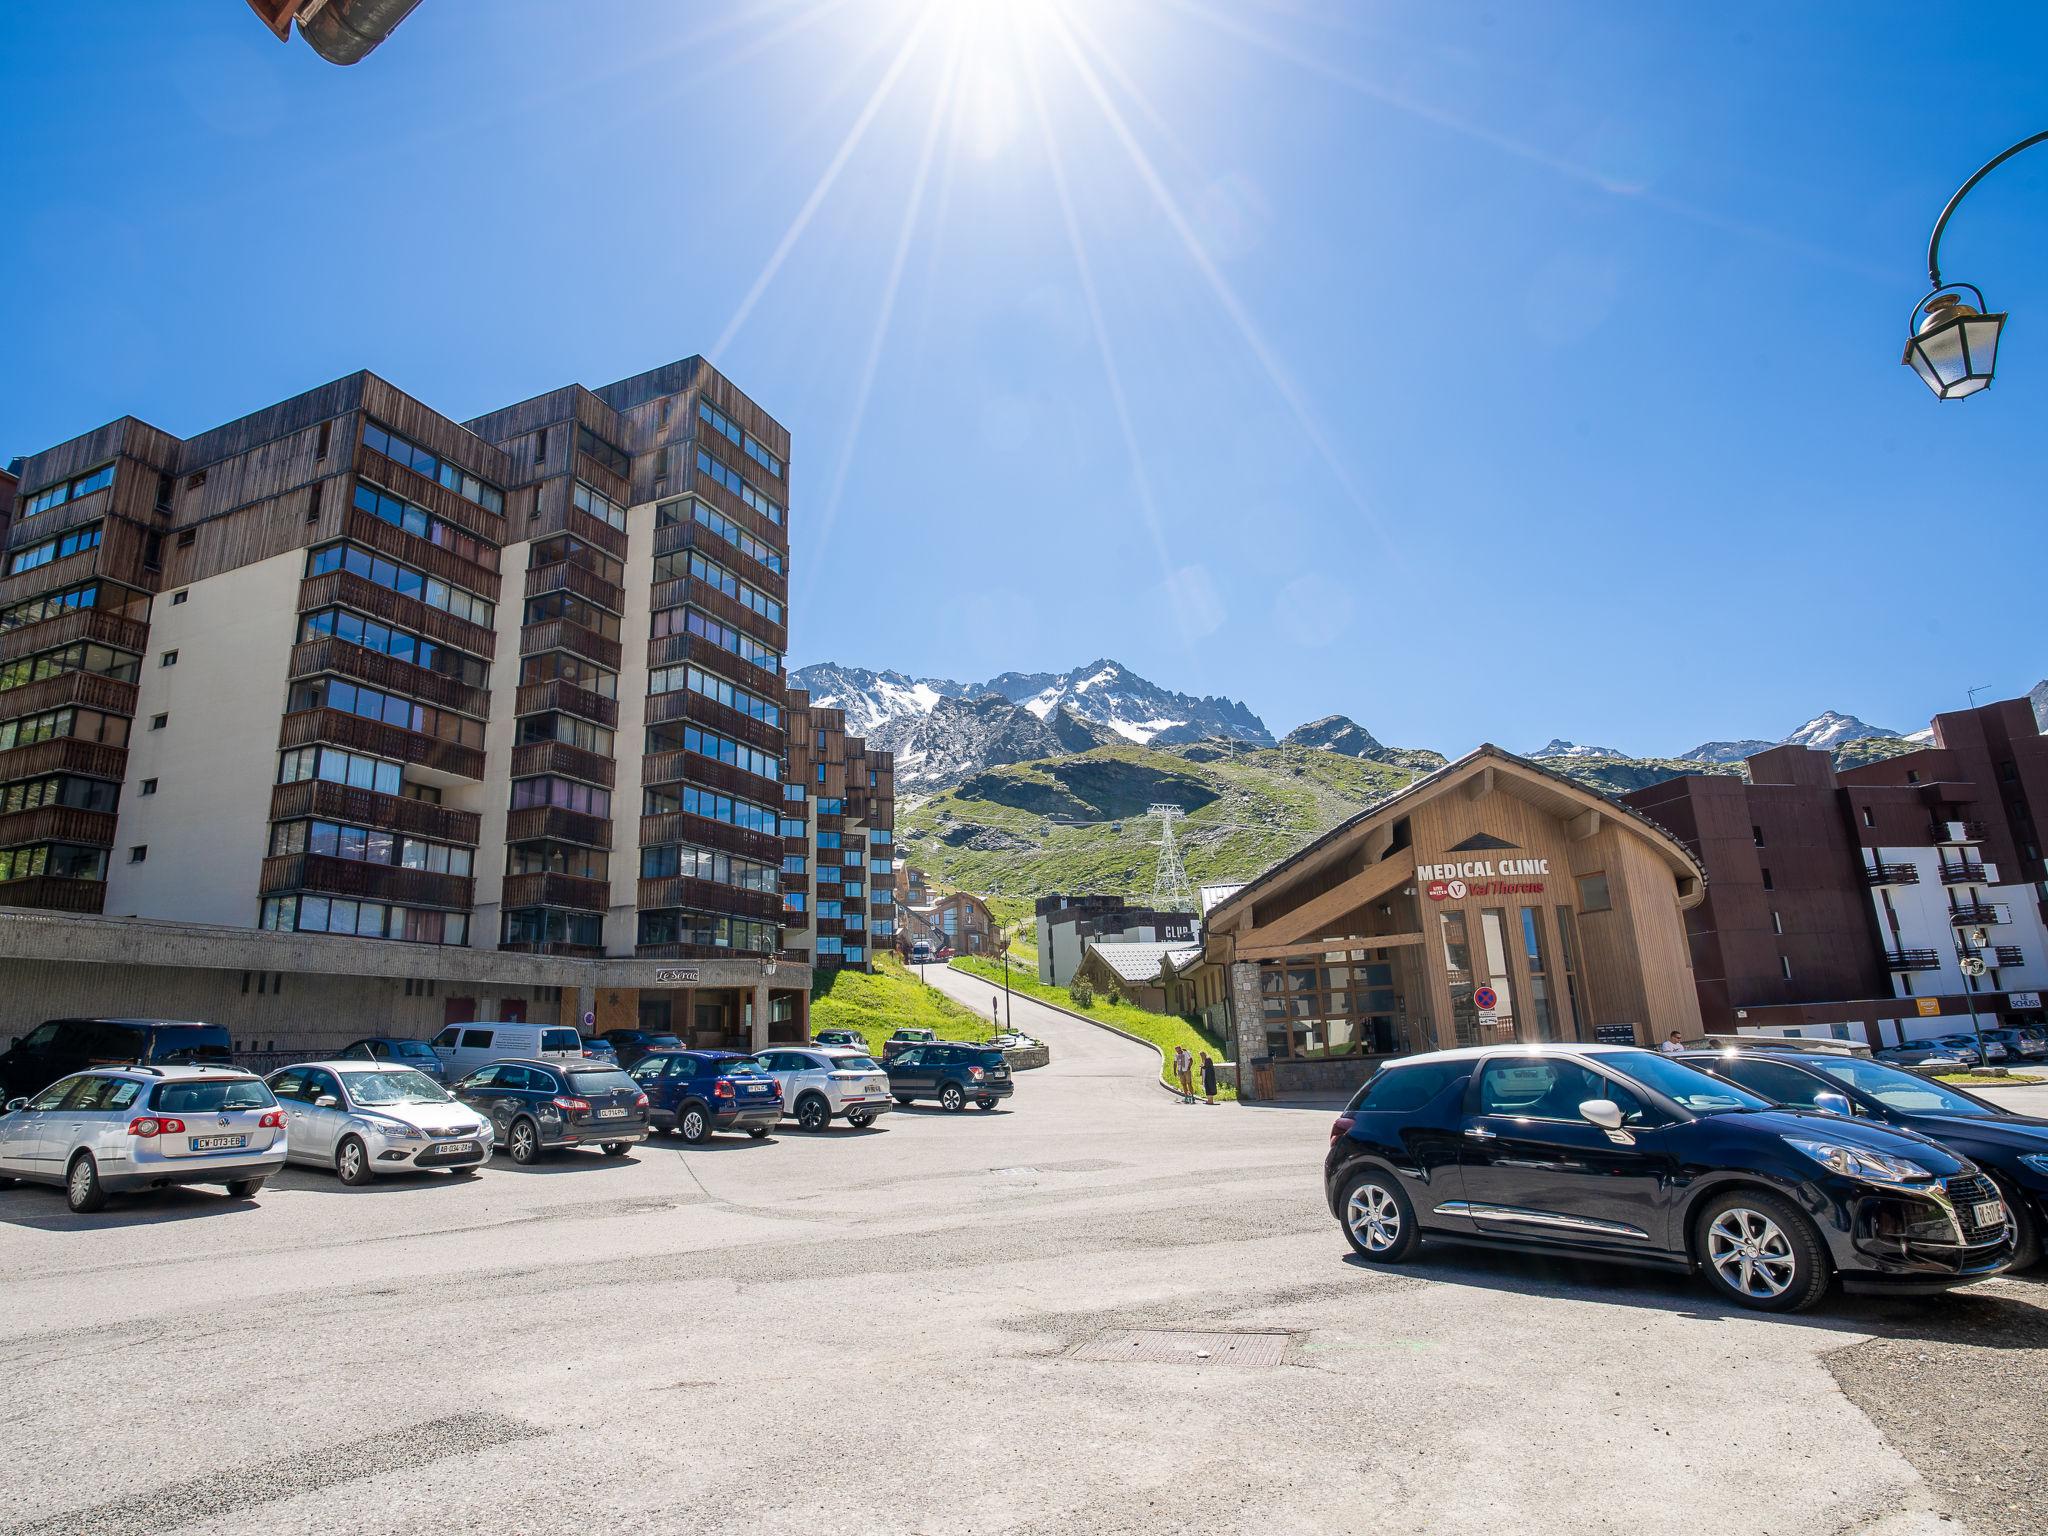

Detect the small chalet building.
xmin=1202 ymin=745 xmax=1706 ymax=1100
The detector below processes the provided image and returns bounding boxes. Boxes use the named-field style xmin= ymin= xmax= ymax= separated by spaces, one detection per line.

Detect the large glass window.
xmin=300 ymin=608 xmax=488 ymax=690
xmin=8 ymin=522 xmax=102 ymax=576
xmin=649 ymin=605 xmax=781 ymax=672
xmin=1 ymin=843 xmax=110 ymax=882
xmin=1519 ymin=906 xmax=1558 ymax=1042
xmin=0 ymin=774 xmax=119 ymax=816
xmin=517 ymin=711 xmax=614 ymax=756
xmin=694 ymin=447 xmax=783 ymax=524
xmin=646 ymin=663 xmax=780 ymax=725
xmin=1258 ymin=950 xmax=1421 ymax=1059
xmin=363 ymin=420 xmax=504 ymax=514
xmin=655 ymin=497 xmax=784 ymax=574
xmin=1441 ymin=909 xmax=1479 ymax=1046
xmin=21 ymin=464 xmax=114 ymax=518
xmin=645 ymin=721 xmax=779 ymax=782
xmin=635 ymin=907 xmax=779 ymax=953
xmin=640 ymin=842 xmax=777 ymax=892
xmin=306 ymin=542 xmax=494 ymax=627
xmin=276 ymin=745 xmax=403 ymax=797
xmin=576 ymin=425 xmax=629 ymax=479
xmin=502 ymin=907 xmax=603 ymax=947
xmin=1477 ymin=909 xmax=1519 ymax=1044
xmin=0 ymin=706 xmax=129 ymax=753
xmin=352 ymin=483 xmax=499 ymax=570
xmin=288 ymin=677 xmax=485 ymax=749
xmin=571 ymin=480 xmax=627 ymax=532
xmin=524 ymin=590 xmax=620 ymax=640
xmin=697 ymin=400 xmax=783 ymax=478
xmin=1554 ymin=905 xmax=1588 ymax=1033
xmin=0 ymin=640 xmax=141 ymax=692
xmin=650 ymin=549 xmax=783 ymax=625
xmin=510 ymin=776 xmax=611 ymax=818
xmin=519 ymin=649 xmax=618 ymax=700
xmin=269 ymin=817 xmax=473 ymax=877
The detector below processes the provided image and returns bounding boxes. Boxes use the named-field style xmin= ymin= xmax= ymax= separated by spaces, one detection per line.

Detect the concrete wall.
xmin=104 ymin=552 xmax=304 ymax=926
xmin=606 ymin=503 xmax=655 ymax=953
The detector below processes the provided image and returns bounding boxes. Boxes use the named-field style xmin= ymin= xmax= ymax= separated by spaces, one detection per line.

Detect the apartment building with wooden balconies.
xmin=780 ymin=688 xmax=896 ymax=972
xmin=0 ymin=358 xmax=811 ymax=1052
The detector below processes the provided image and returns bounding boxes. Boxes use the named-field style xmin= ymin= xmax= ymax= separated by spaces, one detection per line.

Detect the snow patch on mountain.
xmin=1781 ymin=710 xmax=1900 ymax=751
xmin=1529 ymin=738 xmax=1630 ymax=761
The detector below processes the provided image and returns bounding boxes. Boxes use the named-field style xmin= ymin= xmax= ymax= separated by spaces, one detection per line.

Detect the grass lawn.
xmin=952 ymin=954 xmax=1235 ymax=1100
xmin=1937 ymin=1071 xmax=2046 ymax=1087
xmin=809 ymin=954 xmax=999 ymax=1054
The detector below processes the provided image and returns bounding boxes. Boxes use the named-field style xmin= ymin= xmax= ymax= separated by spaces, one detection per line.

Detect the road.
xmin=0 ymin=988 xmax=2041 ymax=1536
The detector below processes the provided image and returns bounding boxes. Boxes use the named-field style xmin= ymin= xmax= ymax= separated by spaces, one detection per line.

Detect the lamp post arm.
xmin=1927 ymin=130 xmax=2048 ymax=287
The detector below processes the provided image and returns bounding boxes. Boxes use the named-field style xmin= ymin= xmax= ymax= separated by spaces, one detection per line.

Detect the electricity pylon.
xmin=1148 ymin=803 xmax=1197 ymax=912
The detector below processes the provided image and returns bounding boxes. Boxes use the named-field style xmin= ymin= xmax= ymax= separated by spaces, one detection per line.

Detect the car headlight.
xmin=1783 ymin=1136 xmax=1933 ymax=1185
xmin=358 ymin=1116 xmax=424 ymax=1140
xmin=2017 ymin=1153 xmax=2048 ymax=1179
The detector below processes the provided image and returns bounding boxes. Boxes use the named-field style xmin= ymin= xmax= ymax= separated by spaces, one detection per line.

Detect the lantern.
xmin=1904 ymin=286 xmax=2006 ymax=399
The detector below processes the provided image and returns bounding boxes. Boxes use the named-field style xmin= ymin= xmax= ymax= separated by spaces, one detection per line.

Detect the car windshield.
xmin=150 ymin=1079 xmax=274 ymax=1113
xmin=568 ymin=1069 xmax=641 ymax=1096
xmin=647 ymin=1035 xmax=682 ymax=1047
xmin=717 ymin=1058 xmax=769 ymax=1078
xmin=1816 ymin=1059 xmax=1999 ymax=1118
xmin=345 ymin=1069 xmax=452 ymax=1106
xmin=1604 ymin=1052 xmax=1770 ymax=1113
xmin=832 ymin=1055 xmax=882 ymax=1072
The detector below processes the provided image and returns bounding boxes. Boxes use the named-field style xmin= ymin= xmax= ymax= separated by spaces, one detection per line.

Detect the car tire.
xmin=335 ymin=1136 xmax=373 ymax=1186
xmin=894 ymin=1096 xmax=915 ymax=1107
xmin=848 ymin=1110 xmax=876 ymax=1129
xmin=1693 ymin=1191 xmax=1832 ymax=1312
xmin=976 ymin=1098 xmax=997 ymax=1111
xmin=66 ymin=1152 xmax=107 ymax=1214
xmin=796 ymin=1094 xmax=831 ymax=1133
xmin=451 ymin=1165 xmax=481 ymax=1178
xmin=226 ymin=1178 xmax=265 ymax=1199
xmin=940 ymin=1083 xmax=966 ymax=1113
xmin=1338 ymin=1167 xmax=1420 ymax=1263
xmin=747 ymin=1127 xmax=770 ymax=1139
xmin=0 ymin=1176 xmax=16 ymax=1188
xmin=508 ymin=1118 xmax=541 ymax=1166
xmin=678 ymin=1105 xmax=710 ymax=1144
xmin=1992 ymin=1177 xmax=2041 ymax=1270
xmin=602 ymin=1142 xmax=632 ymax=1158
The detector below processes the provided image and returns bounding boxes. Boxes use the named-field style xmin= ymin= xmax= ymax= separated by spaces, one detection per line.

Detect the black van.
xmin=0 ymin=1018 xmax=234 ymax=1103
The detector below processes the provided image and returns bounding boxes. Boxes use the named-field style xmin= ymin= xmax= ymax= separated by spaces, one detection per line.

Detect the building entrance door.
xmin=639 ymin=999 xmax=672 ymax=1033
xmin=444 ymin=997 xmax=477 ymax=1028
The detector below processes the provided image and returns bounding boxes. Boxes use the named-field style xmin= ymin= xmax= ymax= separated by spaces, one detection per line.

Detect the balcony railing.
xmin=0 ymin=736 xmax=127 ymax=784
xmin=515 ymin=678 xmax=618 ymax=729
xmin=500 ymin=871 xmax=611 ymax=912
xmin=635 ymin=940 xmax=777 ymax=961
xmin=280 ymin=707 xmax=486 ymax=781
xmin=259 ymin=852 xmax=475 ymax=911
xmin=289 ymin=637 xmax=490 ymax=718
xmin=1864 ymin=863 xmax=1920 ymax=886
xmin=1995 ymin=945 xmax=2025 ymax=967
xmin=643 ymin=633 xmax=784 ymax=703
xmin=518 ymin=616 xmax=621 ymax=671
xmin=0 ymin=874 xmax=105 ymax=913
xmin=1931 ymin=820 xmax=1988 ymax=843
xmin=639 ymin=748 xmax=780 ymax=807
xmin=268 ymin=778 xmax=483 ymax=845
xmin=1949 ymin=902 xmax=2001 ymax=926
xmin=524 ymin=560 xmax=623 ymax=613
xmin=639 ymin=810 xmax=779 ymax=865
xmin=643 ymin=688 xmax=784 ymax=755
xmin=1883 ymin=948 xmax=1943 ymax=971
xmin=652 ymin=518 xmax=789 ymax=596
xmin=298 ymin=570 xmax=497 ymax=659
xmin=510 ymin=739 xmax=615 ymax=788
xmin=1939 ymin=862 xmax=1989 ymax=886
xmin=0 ymin=607 xmax=149 ymax=664
xmin=344 ymin=505 xmax=502 ymax=594
xmin=0 ymin=669 xmax=139 ymax=721
xmin=0 ymin=805 xmax=118 ymax=849
xmin=636 ymin=875 xmax=781 ymax=924
xmin=498 ymin=939 xmax=606 ymax=958
xmin=504 ymin=804 xmax=611 ymax=849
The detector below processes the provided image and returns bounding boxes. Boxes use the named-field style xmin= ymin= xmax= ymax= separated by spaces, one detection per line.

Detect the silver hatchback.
xmin=0 ymin=1066 xmax=288 ymax=1213
xmin=266 ymin=1061 xmax=492 ymax=1182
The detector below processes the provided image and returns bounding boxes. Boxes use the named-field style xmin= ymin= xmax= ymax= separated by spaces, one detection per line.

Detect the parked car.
xmin=1980 ymin=1027 xmax=2046 ymax=1061
xmin=430 ymin=1021 xmax=584 ymax=1083
xmin=451 ymin=1058 xmax=650 ymax=1164
xmin=0 ymin=1018 xmax=233 ymax=1104
xmin=887 ymin=1043 xmax=1014 ymax=1112
xmin=337 ymin=1037 xmax=449 ymax=1082
xmin=265 ymin=1061 xmax=492 ymax=1182
xmin=1325 ymin=1043 xmax=2013 ymax=1312
xmin=1875 ymin=1044 xmax=1968 ymax=1069
xmin=628 ymin=1050 xmax=782 ymax=1142
xmin=1678 ymin=1046 xmax=2048 ymax=1269
xmin=578 ymin=1035 xmax=620 ymax=1065
xmin=752 ymin=1047 xmax=893 ymax=1131
xmin=811 ymin=1028 xmax=865 ymax=1049
xmin=0 ymin=1066 xmax=286 ymax=1213
xmin=1934 ymin=1033 xmax=2005 ymax=1064
xmin=1923 ymin=1036 xmax=1983 ymax=1067
xmin=909 ymin=942 xmax=934 ymax=963
xmin=881 ymin=1028 xmax=939 ymax=1062
xmin=601 ymin=1029 xmax=685 ymax=1069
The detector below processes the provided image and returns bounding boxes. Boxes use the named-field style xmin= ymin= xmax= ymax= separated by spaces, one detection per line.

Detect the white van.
xmin=431 ymin=1021 xmax=585 ymax=1084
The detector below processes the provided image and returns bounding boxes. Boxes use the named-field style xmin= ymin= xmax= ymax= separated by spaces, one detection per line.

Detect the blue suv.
xmin=627 ymin=1050 xmax=782 ymax=1143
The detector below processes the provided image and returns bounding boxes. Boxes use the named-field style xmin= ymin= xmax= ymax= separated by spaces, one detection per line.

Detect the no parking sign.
xmin=1473 ymin=986 xmax=1499 ymax=1011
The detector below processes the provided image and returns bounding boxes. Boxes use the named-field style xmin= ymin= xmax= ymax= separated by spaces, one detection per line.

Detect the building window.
xmin=1780 ymin=956 xmax=1792 ymax=981
xmin=307 ymin=480 xmax=324 ymax=524
xmin=362 ymin=420 xmax=505 ymax=515
xmin=160 ymin=650 xmax=178 ymax=667
xmin=1906 ymin=769 xmax=1920 ymax=784
xmin=150 ymin=713 xmax=168 ymax=730
xmin=128 ymin=846 xmax=147 ymax=863
xmin=1751 ymin=824 xmax=1765 ymax=848
xmin=171 ymin=590 xmax=188 ymax=605
xmin=1861 ymin=807 xmax=1874 ymax=828
xmin=1771 ymin=910 xmax=1784 ymax=935
xmin=140 ymin=779 xmax=157 ymax=796
xmin=187 ymin=470 xmax=206 ymax=491
xmin=315 ymin=419 xmax=332 ymax=459
xmin=21 ymin=463 xmax=114 ymax=517
xmin=1761 ymin=867 xmax=1774 ymax=891
xmin=177 ymin=528 xmax=196 ymax=548
xmin=1576 ymin=872 xmax=1610 ymax=913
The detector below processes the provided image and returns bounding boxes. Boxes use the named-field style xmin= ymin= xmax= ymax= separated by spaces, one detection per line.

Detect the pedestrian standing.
xmin=1660 ymin=1031 xmax=1686 ymax=1056
xmin=1200 ymin=1051 xmax=1218 ymax=1105
xmin=1173 ymin=1045 xmax=1193 ymax=1101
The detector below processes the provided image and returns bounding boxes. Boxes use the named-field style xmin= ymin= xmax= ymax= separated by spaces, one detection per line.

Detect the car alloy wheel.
xmin=1346 ymin=1183 xmax=1402 ymax=1253
xmin=1705 ymin=1207 xmax=1797 ymax=1300
xmin=67 ymin=1152 xmax=107 ymax=1213
xmin=336 ymin=1137 xmax=371 ymax=1185
xmin=680 ymin=1107 xmax=708 ymax=1144
xmin=797 ymin=1096 xmax=830 ymax=1132
xmin=940 ymin=1084 xmax=965 ymax=1113
xmin=509 ymin=1120 xmax=539 ymax=1165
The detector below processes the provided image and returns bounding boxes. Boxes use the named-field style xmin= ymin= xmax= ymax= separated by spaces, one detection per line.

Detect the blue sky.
xmin=3 ymin=2 xmax=2046 ymax=757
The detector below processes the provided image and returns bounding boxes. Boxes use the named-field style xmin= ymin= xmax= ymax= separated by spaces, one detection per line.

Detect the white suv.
xmin=0 ymin=1066 xmax=288 ymax=1212
xmin=753 ymin=1047 xmax=893 ymax=1132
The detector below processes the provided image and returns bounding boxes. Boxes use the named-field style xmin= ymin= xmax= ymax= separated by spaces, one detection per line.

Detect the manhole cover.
xmin=1067 ymin=1330 xmax=1288 ymax=1367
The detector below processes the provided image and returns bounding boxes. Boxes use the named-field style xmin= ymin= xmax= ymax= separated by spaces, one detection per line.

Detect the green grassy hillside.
xmin=899 ymin=741 xmax=1419 ymax=899
xmin=809 ymin=953 xmax=997 ymax=1051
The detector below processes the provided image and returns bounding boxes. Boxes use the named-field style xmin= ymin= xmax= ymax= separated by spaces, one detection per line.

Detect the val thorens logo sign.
xmin=1420 ymin=856 xmax=1551 ymax=901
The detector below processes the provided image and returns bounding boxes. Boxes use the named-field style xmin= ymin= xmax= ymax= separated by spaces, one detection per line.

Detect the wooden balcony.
xmin=501 ymin=871 xmax=612 ymax=912
xmin=0 ymin=607 xmax=149 ymax=664
xmin=639 ymin=810 xmax=779 ymax=865
xmin=0 ymin=804 xmax=118 ymax=849
xmin=1883 ymin=948 xmax=1942 ymax=971
xmin=298 ymin=570 xmax=497 ymax=659
xmin=643 ymin=687 xmax=784 ymax=756
xmin=637 ymin=876 xmax=782 ymax=924
xmin=499 ymin=940 xmax=606 ymax=958
xmin=562 ymin=504 xmax=628 ymax=561
xmin=636 ymin=940 xmax=777 ymax=961
xmin=0 ymin=874 xmax=105 ymax=913
xmin=518 ymin=617 xmax=621 ymax=671
xmin=646 ymin=579 xmax=788 ymax=656
xmin=269 ymin=778 xmax=483 ymax=844
xmin=1864 ymin=863 xmax=1921 ymax=887
xmin=289 ymin=637 xmax=490 ymax=718
xmin=0 ymin=736 xmax=127 ymax=785
xmin=0 ymin=547 xmax=108 ymax=610
xmin=0 ymin=670 xmax=139 ymax=721
xmin=280 ymin=707 xmax=486 ymax=780
xmin=510 ymin=738 xmax=615 ymax=788
xmin=515 ymin=678 xmax=619 ymax=729
xmin=524 ymin=560 xmax=623 ymax=613
xmin=353 ymin=441 xmax=506 ymax=546
xmin=505 ymin=804 xmax=612 ymax=849
xmin=344 ymin=504 xmax=501 ymax=592
xmin=260 ymin=852 xmax=475 ymax=910
xmin=645 ymin=634 xmax=784 ymax=705
xmin=652 ymin=519 xmax=788 ymax=598
xmin=640 ymin=748 xmax=781 ymax=807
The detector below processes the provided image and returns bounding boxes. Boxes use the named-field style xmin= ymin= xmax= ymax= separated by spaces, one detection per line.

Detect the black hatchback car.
xmin=0 ymin=1018 xmax=233 ymax=1103
xmin=451 ymin=1058 xmax=650 ymax=1164
xmin=886 ymin=1043 xmax=1014 ymax=1112
xmin=1679 ymin=1046 xmax=2048 ymax=1270
xmin=601 ymin=1029 xmax=684 ymax=1070
xmin=627 ymin=1050 xmax=782 ymax=1142
xmin=1325 ymin=1043 xmax=2013 ymax=1312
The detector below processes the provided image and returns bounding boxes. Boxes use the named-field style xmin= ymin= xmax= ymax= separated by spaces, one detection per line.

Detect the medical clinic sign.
xmin=1420 ymin=857 xmax=1551 ymax=902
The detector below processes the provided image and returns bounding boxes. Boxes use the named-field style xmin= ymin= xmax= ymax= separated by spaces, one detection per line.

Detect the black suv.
xmin=451 ymin=1058 xmax=650 ymax=1163
xmin=1679 ymin=1046 xmax=2048 ymax=1270
xmin=1326 ymin=1043 xmax=2012 ymax=1312
xmin=886 ymin=1043 xmax=1013 ymax=1112
xmin=0 ymin=1018 xmax=233 ymax=1103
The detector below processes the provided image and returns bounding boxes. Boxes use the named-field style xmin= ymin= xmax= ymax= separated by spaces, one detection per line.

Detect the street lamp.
xmin=1904 ymin=130 xmax=2048 ymax=399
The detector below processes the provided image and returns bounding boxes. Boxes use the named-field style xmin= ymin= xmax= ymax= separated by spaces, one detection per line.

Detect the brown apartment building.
xmin=779 ymin=688 xmax=896 ymax=972
xmin=0 ymin=357 xmax=813 ymax=1050
xmin=1625 ymin=696 xmax=2048 ymax=1047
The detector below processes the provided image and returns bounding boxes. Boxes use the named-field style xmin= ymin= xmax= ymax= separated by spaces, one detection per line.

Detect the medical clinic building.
xmin=1202 ymin=746 xmax=1705 ymax=1100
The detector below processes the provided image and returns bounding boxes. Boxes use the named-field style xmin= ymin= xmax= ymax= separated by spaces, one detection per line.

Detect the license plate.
xmin=190 ymin=1134 xmax=246 ymax=1151
xmin=596 ymin=1107 xmax=628 ymax=1119
xmin=1973 ymin=1199 xmax=2007 ymax=1228
xmin=746 ymin=1085 xmax=770 ymax=1095
xmin=435 ymin=1141 xmax=476 ymax=1156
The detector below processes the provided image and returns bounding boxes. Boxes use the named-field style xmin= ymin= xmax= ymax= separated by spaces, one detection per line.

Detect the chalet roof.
xmin=1083 ymin=941 xmax=1186 ymax=983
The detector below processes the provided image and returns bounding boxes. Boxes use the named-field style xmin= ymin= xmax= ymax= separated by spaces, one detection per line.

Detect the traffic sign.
xmin=582 ymin=1010 xmax=595 ymax=1028
xmin=1473 ymin=986 xmax=1499 ymax=1011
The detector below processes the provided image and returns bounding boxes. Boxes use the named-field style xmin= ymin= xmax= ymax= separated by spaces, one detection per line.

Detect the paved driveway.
xmin=0 ymin=985 xmax=2041 ymax=1536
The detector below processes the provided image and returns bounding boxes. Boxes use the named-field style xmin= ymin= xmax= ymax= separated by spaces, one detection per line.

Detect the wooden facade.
xmin=1204 ymin=745 xmax=1705 ymax=1100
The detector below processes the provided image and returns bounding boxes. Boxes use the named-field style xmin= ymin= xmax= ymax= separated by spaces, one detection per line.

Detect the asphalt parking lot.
xmin=2 ymin=970 xmax=2043 ymax=1536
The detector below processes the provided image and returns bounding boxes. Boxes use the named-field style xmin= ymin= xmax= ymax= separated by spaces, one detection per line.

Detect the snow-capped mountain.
xmin=790 ymin=658 xmax=1271 ymax=749
xmin=1683 ymin=739 xmax=1776 ymax=764
xmin=868 ymin=696 xmax=1117 ymax=792
xmin=1780 ymin=711 xmax=1900 ymax=751
xmin=1529 ymin=739 xmax=1631 ymax=761
xmin=1281 ymin=715 xmax=1446 ymax=772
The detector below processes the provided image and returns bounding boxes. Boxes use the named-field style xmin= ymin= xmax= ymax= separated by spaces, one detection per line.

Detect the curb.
xmin=947 ymin=961 xmax=1226 ymax=1103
